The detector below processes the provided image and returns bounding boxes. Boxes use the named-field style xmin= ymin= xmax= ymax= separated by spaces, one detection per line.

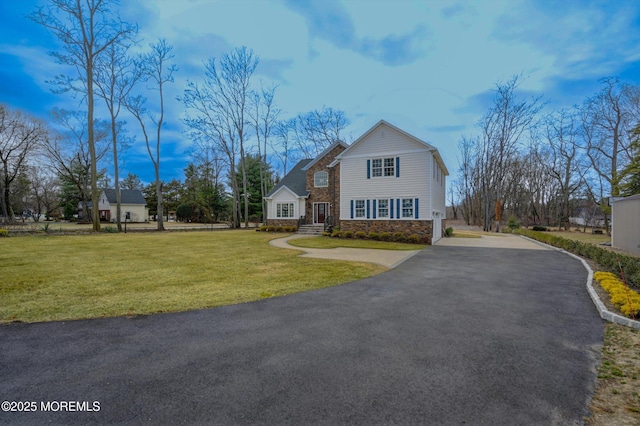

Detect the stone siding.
xmin=304 ymin=144 xmax=346 ymax=225
xmin=266 ymin=219 xmax=298 ymax=227
xmin=340 ymin=220 xmax=434 ymax=245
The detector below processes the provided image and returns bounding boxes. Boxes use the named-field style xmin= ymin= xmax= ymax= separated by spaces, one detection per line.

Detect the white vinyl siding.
xmin=340 ymin=125 xmax=433 ymax=221
xmin=431 ymin=155 xmax=446 ymax=219
xmin=266 ymin=187 xmax=305 ymax=220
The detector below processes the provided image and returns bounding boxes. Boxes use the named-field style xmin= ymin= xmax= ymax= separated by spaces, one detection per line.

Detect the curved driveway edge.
xmin=518 ymin=235 xmax=640 ymax=330
xmin=0 ymin=242 xmax=603 ymax=425
xmin=269 ymin=234 xmax=421 ymax=268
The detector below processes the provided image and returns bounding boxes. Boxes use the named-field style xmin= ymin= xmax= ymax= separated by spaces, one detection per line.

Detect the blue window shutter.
xmin=415 ymin=198 xmax=419 ymax=219
xmin=373 ymin=200 xmax=377 ymax=219
xmin=366 ymin=200 xmax=370 ymax=219
xmin=390 ymin=198 xmax=394 ymax=219
xmin=367 ymin=159 xmax=371 ymax=179
xmin=396 ymin=157 xmax=400 ymax=177
xmin=396 ymin=199 xmax=401 ymax=219
xmin=350 ymin=200 xmax=354 ymax=219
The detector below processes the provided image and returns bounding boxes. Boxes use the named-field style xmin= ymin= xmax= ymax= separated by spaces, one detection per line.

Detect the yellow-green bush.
xmin=0 ymin=228 xmax=8 ymax=237
xmin=594 ymin=271 xmax=640 ymax=318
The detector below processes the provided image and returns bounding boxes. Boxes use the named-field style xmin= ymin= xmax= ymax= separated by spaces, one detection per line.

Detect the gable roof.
xmin=332 ymin=119 xmax=449 ymax=175
xmin=301 ymin=140 xmax=349 ymax=171
xmin=103 ymin=189 xmax=147 ymax=205
xmin=613 ymin=194 xmax=640 ymax=203
xmin=265 ymin=159 xmax=313 ymax=198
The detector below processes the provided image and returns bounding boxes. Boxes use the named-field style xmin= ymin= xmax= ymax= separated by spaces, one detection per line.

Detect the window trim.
xmin=276 ymin=202 xmax=295 ymax=218
xmin=402 ymin=198 xmax=414 ymax=218
xmin=354 ymin=199 xmax=366 ymax=218
xmin=369 ymin=156 xmax=396 ymax=178
xmin=377 ymin=198 xmax=389 ymax=218
xmin=314 ymin=170 xmax=328 ymax=187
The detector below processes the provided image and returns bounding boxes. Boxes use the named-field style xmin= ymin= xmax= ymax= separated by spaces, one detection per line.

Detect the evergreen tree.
xmin=620 ymin=139 xmax=640 ymax=196
xmin=235 ymin=153 xmax=274 ymax=222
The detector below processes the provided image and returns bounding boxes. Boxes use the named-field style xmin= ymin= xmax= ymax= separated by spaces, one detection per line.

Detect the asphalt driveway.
xmin=0 ymin=245 xmax=603 ymax=425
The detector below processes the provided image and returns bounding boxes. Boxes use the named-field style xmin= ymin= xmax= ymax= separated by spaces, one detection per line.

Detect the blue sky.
xmin=2 ymin=0 xmax=640 ymax=186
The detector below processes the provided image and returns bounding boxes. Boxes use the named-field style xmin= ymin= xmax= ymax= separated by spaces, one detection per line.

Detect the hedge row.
xmin=257 ymin=225 xmax=297 ymax=233
xmin=594 ymin=271 xmax=640 ymax=318
xmin=325 ymin=229 xmax=425 ymax=244
xmin=512 ymin=229 xmax=640 ymax=288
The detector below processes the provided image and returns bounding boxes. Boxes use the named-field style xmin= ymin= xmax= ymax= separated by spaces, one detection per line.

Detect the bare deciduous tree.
xmin=181 ymin=46 xmax=258 ymax=228
xmin=249 ymin=84 xmax=280 ymax=224
xmin=95 ymin=41 xmax=138 ymax=231
xmin=30 ymin=0 xmax=136 ymax=231
xmin=476 ymin=75 xmax=542 ymax=231
xmin=45 ymin=108 xmax=110 ymax=221
xmin=543 ymin=109 xmax=583 ymax=230
xmin=581 ymin=77 xmax=637 ymax=233
xmin=126 ymin=38 xmax=177 ymax=231
xmin=0 ymin=105 xmax=48 ymax=222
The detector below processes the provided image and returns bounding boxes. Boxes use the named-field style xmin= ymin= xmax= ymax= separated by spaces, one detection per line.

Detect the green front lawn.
xmin=0 ymin=231 xmax=385 ymax=323
xmin=287 ymin=236 xmax=425 ymax=250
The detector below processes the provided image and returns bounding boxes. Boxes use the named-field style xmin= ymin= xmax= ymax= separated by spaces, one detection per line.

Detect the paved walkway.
xmin=270 ymin=234 xmax=549 ymax=269
xmin=0 ymin=240 xmax=603 ymax=425
xmin=435 ymin=233 xmax=550 ymax=250
xmin=269 ymin=234 xmax=421 ymax=268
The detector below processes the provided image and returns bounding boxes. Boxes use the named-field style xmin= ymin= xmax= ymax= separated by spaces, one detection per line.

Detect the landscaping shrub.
xmin=513 ymin=229 xmax=640 ymax=288
xmin=507 ymin=215 xmax=520 ymax=230
xmin=322 ymin=231 xmax=331 ymax=237
xmin=258 ymin=225 xmax=294 ymax=232
xmin=368 ymin=232 xmax=382 ymax=241
xmin=531 ymin=225 xmax=547 ymax=231
xmin=594 ymin=271 xmax=640 ymax=318
xmin=343 ymin=230 xmax=354 ymax=239
xmin=331 ymin=229 xmax=342 ymax=238
xmin=392 ymin=232 xmax=406 ymax=242
xmin=444 ymin=227 xmax=454 ymax=237
xmin=0 ymin=228 xmax=8 ymax=237
xmin=380 ymin=232 xmax=392 ymax=241
xmin=355 ymin=231 xmax=367 ymax=239
xmin=102 ymin=226 xmax=118 ymax=233
xmin=406 ymin=235 xmax=421 ymax=244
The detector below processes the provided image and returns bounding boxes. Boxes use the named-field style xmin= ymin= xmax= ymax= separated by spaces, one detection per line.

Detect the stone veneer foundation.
xmin=340 ymin=220 xmax=434 ymax=245
xmin=266 ymin=219 xmax=298 ymax=227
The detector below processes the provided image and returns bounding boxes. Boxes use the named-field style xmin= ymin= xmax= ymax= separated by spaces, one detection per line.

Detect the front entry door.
xmin=314 ymin=203 xmax=328 ymax=224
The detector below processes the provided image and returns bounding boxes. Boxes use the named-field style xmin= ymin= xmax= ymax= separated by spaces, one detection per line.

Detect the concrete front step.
xmin=297 ymin=225 xmax=325 ymax=235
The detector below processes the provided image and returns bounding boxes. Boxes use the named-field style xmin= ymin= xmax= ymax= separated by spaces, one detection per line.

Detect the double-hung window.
xmin=276 ymin=202 xmax=294 ymax=218
xmin=402 ymin=198 xmax=414 ymax=218
xmin=355 ymin=200 xmax=366 ymax=218
xmin=377 ymin=199 xmax=389 ymax=218
xmin=371 ymin=159 xmax=383 ymax=177
xmin=371 ymin=157 xmax=395 ymax=177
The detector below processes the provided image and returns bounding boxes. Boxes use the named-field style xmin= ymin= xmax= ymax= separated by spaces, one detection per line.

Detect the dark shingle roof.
xmin=103 ymin=189 xmax=146 ymax=205
xmin=266 ymin=159 xmax=313 ymax=198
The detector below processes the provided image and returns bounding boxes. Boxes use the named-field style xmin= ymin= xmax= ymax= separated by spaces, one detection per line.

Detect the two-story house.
xmin=265 ymin=120 xmax=448 ymax=244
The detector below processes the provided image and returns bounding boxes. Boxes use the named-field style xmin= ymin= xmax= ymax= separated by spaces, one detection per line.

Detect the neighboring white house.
xmin=611 ymin=194 xmax=640 ymax=254
xmin=96 ymin=189 xmax=149 ymax=223
xmin=265 ymin=120 xmax=449 ymax=244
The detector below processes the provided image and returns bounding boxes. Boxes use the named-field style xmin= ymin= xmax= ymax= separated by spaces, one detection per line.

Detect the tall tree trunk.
xmin=112 ymin=119 xmax=122 ymax=231
xmin=88 ymin=62 xmax=100 ymax=231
